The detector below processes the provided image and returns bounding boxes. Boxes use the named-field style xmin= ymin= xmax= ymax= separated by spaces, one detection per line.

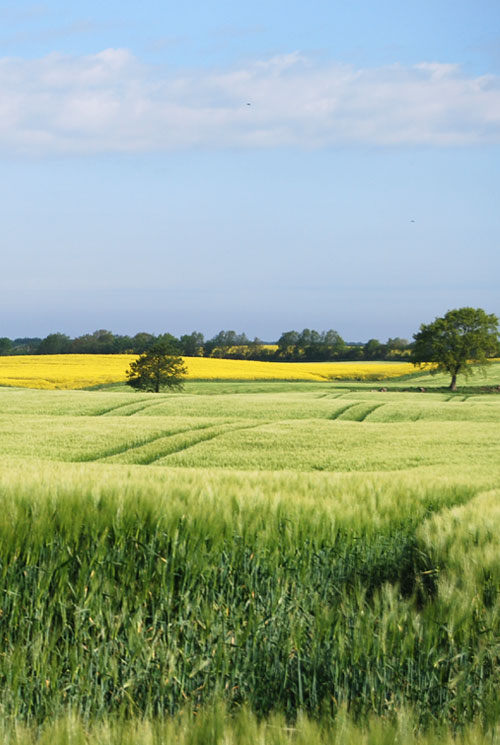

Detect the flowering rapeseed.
xmin=0 ymin=355 xmax=417 ymax=390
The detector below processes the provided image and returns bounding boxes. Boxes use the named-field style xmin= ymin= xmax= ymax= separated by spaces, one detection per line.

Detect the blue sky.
xmin=1 ymin=1 xmax=499 ymax=341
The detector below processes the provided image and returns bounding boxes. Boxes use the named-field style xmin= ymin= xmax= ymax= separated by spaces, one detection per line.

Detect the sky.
xmin=1 ymin=1 xmax=499 ymax=342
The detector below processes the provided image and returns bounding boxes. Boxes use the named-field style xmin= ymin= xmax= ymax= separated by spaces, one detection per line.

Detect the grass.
xmin=0 ymin=374 xmax=499 ymax=741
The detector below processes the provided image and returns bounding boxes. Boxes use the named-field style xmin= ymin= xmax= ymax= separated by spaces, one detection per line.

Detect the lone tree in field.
xmin=411 ymin=307 xmax=499 ymax=391
xmin=126 ymin=340 xmax=187 ymax=393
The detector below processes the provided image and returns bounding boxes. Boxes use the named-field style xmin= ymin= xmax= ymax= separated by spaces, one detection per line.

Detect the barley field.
xmin=0 ymin=367 xmax=500 ymax=742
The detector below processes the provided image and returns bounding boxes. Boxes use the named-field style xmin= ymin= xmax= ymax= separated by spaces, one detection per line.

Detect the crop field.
xmin=0 ymin=366 xmax=500 ymax=743
xmin=0 ymin=354 xmax=418 ymax=389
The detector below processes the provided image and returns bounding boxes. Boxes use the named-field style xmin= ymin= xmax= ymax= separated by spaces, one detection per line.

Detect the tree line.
xmin=0 ymin=328 xmax=417 ymax=362
xmin=126 ymin=308 xmax=500 ymax=393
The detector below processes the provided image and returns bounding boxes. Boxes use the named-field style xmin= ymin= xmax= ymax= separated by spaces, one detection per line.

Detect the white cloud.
xmin=0 ymin=49 xmax=499 ymax=154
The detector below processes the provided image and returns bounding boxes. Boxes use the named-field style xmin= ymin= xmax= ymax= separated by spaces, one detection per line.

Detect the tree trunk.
xmin=449 ymin=373 xmax=457 ymax=391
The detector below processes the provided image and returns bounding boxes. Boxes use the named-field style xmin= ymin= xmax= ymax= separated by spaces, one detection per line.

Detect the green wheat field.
xmin=1 ymin=365 xmax=500 ymax=743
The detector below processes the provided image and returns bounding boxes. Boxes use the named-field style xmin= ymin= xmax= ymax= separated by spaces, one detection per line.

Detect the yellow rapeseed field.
xmin=0 ymin=355 xmax=417 ymax=389
xmin=0 ymin=355 xmax=134 ymax=389
xmin=184 ymin=357 xmax=415 ymax=382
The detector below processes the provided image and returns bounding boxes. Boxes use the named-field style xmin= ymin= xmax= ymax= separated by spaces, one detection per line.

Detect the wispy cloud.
xmin=0 ymin=48 xmax=499 ymax=154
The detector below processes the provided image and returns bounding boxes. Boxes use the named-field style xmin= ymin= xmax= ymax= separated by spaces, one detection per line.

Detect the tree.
xmin=386 ymin=337 xmax=409 ymax=351
xmin=126 ymin=341 xmax=188 ymax=393
xmin=72 ymin=329 xmax=116 ymax=354
xmin=37 ymin=333 xmax=72 ymax=354
xmin=156 ymin=333 xmax=181 ymax=354
xmin=204 ymin=330 xmax=249 ymax=357
xmin=179 ymin=331 xmax=204 ymax=357
xmin=300 ymin=329 xmax=320 ymax=360
xmin=323 ymin=329 xmax=346 ymax=359
xmin=411 ymin=307 xmax=499 ymax=391
xmin=12 ymin=337 xmax=41 ymax=353
xmin=112 ymin=334 xmax=133 ymax=353
xmin=0 ymin=337 xmax=12 ymax=355
xmin=385 ymin=337 xmax=410 ymax=359
xmin=131 ymin=332 xmax=157 ymax=354
xmin=277 ymin=331 xmax=299 ymax=359
xmin=363 ymin=338 xmax=385 ymax=360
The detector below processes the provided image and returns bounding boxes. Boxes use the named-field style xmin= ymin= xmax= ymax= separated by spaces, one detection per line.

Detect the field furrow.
xmin=150 ymin=422 xmax=265 ymax=465
xmin=83 ymin=423 xmax=216 ymax=462
xmin=101 ymin=398 xmax=178 ymax=416
xmin=99 ymin=421 xmax=261 ymax=465
xmin=329 ymin=402 xmax=358 ymax=420
xmin=95 ymin=397 xmax=152 ymax=416
xmin=358 ymin=402 xmax=386 ymax=421
xmin=335 ymin=402 xmax=381 ymax=421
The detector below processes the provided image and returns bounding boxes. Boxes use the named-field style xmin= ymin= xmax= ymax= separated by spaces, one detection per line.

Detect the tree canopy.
xmin=411 ymin=307 xmax=499 ymax=390
xmin=126 ymin=341 xmax=188 ymax=393
xmin=277 ymin=328 xmax=346 ymax=361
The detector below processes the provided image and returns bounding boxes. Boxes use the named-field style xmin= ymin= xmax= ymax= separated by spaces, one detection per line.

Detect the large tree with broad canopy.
xmin=411 ymin=307 xmax=499 ymax=391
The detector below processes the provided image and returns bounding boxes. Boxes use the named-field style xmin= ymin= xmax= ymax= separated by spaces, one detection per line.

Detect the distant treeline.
xmin=0 ymin=328 xmax=415 ymax=361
